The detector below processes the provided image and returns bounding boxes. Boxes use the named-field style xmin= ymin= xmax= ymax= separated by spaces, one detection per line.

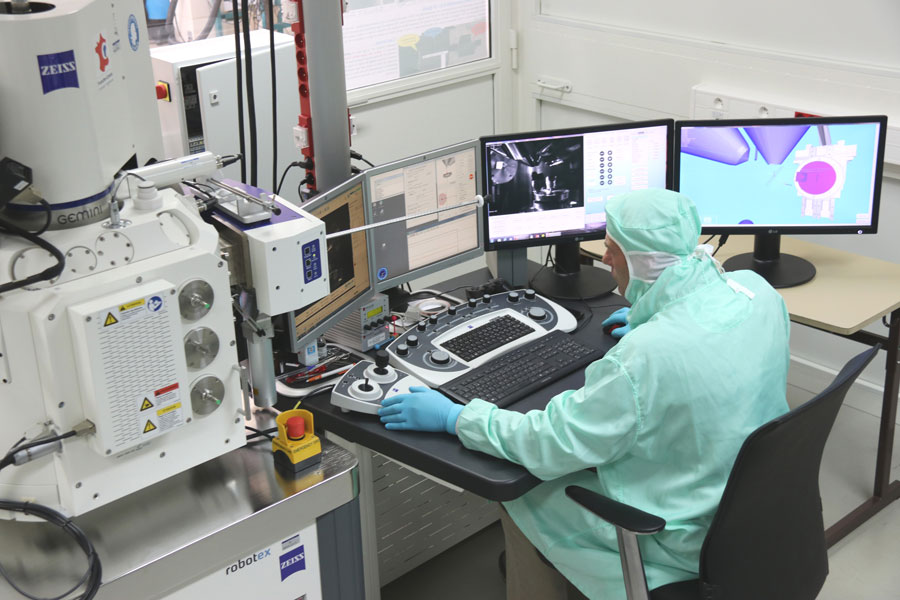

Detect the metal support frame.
xmin=825 ymin=308 xmax=900 ymax=546
xmin=615 ymin=528 xmax=652 ymax=600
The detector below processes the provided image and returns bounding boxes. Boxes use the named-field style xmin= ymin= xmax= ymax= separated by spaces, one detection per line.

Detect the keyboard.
xmin=438 ymin=330 xmax=603 ymax=408
xmin=440 ymin=314 xmax=537 ymax=362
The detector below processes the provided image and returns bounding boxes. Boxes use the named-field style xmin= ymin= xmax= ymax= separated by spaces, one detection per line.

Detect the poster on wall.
xmin=343 ymin=0 xmax=490 ymax=89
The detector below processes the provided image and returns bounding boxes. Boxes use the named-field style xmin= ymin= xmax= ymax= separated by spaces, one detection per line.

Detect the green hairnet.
xmin=605 ymin=189 xmax=702 ymax=303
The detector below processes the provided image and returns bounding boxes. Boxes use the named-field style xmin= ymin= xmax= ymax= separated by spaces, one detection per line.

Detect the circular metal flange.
xmin=184 ymin=327 xmax=220 ymax=370
xmin=190 ymin=375 xmax=225 ymax=416
xmin=178 ymin=279 xmax=215 ymax=321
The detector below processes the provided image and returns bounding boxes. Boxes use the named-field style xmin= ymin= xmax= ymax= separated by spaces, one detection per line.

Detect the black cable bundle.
xmin=232 ymin=0 xmax=247 ymax=183
xmin=240 ymin=0 xmax=258 ymax=187
xmin=0 ymin=214 xmax=65 ymax=294
xmin=0 ymin=500 xmax=102 ymax=599
xmin=266 ymin=0 xmax=277 ymax=192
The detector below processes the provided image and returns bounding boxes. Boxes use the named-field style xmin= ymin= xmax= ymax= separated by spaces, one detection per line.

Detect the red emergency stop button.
xmin=286 ymin=416 xmax=306 ymax=440
xmin=156 ymin=81 xmax=171 ymax=101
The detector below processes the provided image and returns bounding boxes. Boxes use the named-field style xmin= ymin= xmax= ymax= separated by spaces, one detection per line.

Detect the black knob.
xmin=359 ymin=378 xmax=373 ymax=392
xmin=431 ymin=350 xmax=450 ymax=365
xmin=396 ymin=343 xmax=409 ymax=356
xmin=448 ymin=306 xmax=457 ymax=316
xmin=429 ymin=314 xmax=438 ymax=324
xmin=417 ymin=321 xmax=427 ymax=331
xmin=468 ymin=298 xmax=478 ymax=308
xmin=363 ymin=324 xmax=372 ymax=331
xmin=375 ymin=349 xmax=390 ymax=370
xmin=507 ymin=291 xmax=520 ymax=303
xmin=482 ymin=294 xmax=491 ymax=304
xmin=524 ymin=289 xmax=536 ymax=300
xmin=407 ymin=335 xmax=419 ymax=347
xmin=528 ymin=307 xmax=547 ymax=321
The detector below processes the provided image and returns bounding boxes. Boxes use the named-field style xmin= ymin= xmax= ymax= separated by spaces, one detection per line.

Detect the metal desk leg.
xmin=325 ymin=432 xmax=382 ymax=600
xmin=826 ymin=309 xmax=900 ymax=547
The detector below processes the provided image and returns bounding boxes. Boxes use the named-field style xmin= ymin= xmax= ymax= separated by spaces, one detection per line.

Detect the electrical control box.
xmin=326 ymin=294 xmax=391 ymax=352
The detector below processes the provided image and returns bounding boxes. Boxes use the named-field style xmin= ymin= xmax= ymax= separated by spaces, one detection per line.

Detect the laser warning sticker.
xmin=135 ymin=383 xmax=184 ymax=438
xmin=104 ymin=312 xmax=118 ymax=326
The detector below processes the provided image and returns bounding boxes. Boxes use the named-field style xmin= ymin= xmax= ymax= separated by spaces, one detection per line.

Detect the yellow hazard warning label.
xmin=157 ymin=402 xmax=182 ymax=417
xmin=119 ymin=299 xmax=146 ymax=311
xmin=143 ymin=420 xmax=157 ymax=434
xmin=104 ymin=312 xmax=118 ymax=326
xmin=140 ymin=398 xmax=154 ymax=411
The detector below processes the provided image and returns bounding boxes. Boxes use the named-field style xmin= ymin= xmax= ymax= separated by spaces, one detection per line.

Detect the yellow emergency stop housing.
xmin=272 ymin=409 xmax=322 ymax=473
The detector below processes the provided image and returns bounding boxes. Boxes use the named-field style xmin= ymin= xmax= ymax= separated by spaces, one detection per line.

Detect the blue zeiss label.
xmin=302 ymin=240 xmax=322 ymax=283
xmin=128 ymin=14 xmax=140 ymax=51
xmin=279 ymin=545 xmax=306 ymax=581
xmin=37 ymin=50 xmax=79 ymax=94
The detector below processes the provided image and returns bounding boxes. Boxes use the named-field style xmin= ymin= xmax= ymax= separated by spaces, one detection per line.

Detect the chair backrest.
xmin=698 ymin=345 xmax=880 ymax=600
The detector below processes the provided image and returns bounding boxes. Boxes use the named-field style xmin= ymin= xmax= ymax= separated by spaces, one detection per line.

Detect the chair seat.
xmin=650 ymin=578 xmax=700 ymax=600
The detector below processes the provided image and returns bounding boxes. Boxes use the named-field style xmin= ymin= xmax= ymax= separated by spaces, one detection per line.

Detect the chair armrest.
xmin=565 ymin=486 xmax=666 ymax=535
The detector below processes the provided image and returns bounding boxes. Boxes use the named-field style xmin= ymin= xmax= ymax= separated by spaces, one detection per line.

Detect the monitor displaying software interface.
xmin=677 ymin=119 xmax=884 ymax=231
xmin=291 ymin=176 xmax=372 ymax=348
xmin=367 ymin=142 xmax=481 ymax=290
xmin=482 ymin=122 xmax=671 ymax=248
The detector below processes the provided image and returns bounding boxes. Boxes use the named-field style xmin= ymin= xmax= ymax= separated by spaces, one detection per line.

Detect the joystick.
xmin=374 ymin=350 xmax=390 ymax=375
xmin=331 ymin=358 xmax=430 ymax=414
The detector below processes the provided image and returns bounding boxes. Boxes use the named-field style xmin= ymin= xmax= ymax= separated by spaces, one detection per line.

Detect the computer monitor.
xmin=675 ymin=115 xmax=887 ymax=288
xmin=283 ymin=174 xmax=374 ymax=352
xmin=365 ymin=140 xmax=483 ymax=302
xmin=480 ymin=119 xmax=674 ymax=299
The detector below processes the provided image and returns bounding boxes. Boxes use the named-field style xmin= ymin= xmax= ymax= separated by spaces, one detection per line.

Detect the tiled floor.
xmin=382 ymin=383 xmax=900 ymax=600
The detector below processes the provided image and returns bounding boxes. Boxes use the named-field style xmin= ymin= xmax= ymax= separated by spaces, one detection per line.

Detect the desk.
xmin=585 ymin=236 xmax=900 ymax=546
xmin=284 ymin=267 xmax=624 ymax=501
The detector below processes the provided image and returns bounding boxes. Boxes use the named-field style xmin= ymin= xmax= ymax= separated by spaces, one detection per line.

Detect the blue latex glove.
xmin=602 ymin=306 xmax=632 ymax=339
xmin=378 ymin=386 xmax=463 ymax=434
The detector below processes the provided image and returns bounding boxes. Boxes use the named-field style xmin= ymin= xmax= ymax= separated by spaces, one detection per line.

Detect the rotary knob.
xmin=431 ymin=350 xmax=451 ymax=365
xmin=524 ymin=289 xmax=536 ymax=300
xmin=429 ymin=314 xmax=438 ymax=324
xmin=468 ymin=298 xmax=478 ymax=308
xmin=528 ymin=307 xmax=547 ymax=321
xmin=448 ymin=306 xmax=457 ymax=316
xmin=417 ymin=321 xmax=427 ymax=331
xmin=407 ymin=335 xmax=419 ymax=347
xmin=482 ymin=294 xmax=491 ymax=304
xmin=507 ymin=291 xmax=520 ymax=303
xmin=396 ymin=343 xmax=409 ymax=356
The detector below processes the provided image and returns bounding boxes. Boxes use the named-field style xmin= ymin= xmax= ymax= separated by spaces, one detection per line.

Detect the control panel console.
xmin=385 ymin=289 xmax=576 ymax=387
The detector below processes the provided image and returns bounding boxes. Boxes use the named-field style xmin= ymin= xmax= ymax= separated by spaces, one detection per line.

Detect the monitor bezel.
xmin=363 ymin=139 xmax=485 ymax=293
xmin=289 ymin=173 xmax=377 ymax=351
xmin=479 ymin=119 xmax=675 ymax=252
xmin=674 ymin=115 xmax=887 ymax=235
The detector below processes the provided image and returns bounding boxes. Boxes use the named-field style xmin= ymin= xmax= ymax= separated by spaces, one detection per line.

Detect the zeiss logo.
xmin=279 ymin=545 xmax=306 ymax=581
xmin=147 ymin=296 xmax=163 ymax=312
xmin=37 ymin=50 xmax=79 ymax=94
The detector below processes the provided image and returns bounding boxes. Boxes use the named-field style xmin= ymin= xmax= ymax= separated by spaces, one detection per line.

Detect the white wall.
xmin=510 ymin=1 xmax=900 ymax=400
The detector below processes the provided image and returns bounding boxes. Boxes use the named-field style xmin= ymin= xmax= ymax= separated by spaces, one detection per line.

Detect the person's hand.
xmin=602 ymin=306 xmax=632 ymax=339
xmin=378 ymin=387 xmax=463 ymax=435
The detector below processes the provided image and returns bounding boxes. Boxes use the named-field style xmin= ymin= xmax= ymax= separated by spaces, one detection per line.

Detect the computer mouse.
xmin=603 ymin=322 xmax=626 ymax=336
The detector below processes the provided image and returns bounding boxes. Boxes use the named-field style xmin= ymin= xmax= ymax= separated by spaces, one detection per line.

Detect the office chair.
xmin=566 ymin=344 xmax=880 ymax=600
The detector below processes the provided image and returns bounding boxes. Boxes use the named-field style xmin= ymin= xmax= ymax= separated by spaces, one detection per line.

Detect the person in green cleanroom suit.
xmin=379 ymin=189 xmax=790 ymax=599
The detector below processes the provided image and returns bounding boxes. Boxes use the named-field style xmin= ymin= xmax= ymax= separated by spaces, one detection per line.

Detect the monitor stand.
xmin=530 ymin=241 xmax=617 ymax=300
xmin=721 ymin=233 xmax=815 ymax=289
